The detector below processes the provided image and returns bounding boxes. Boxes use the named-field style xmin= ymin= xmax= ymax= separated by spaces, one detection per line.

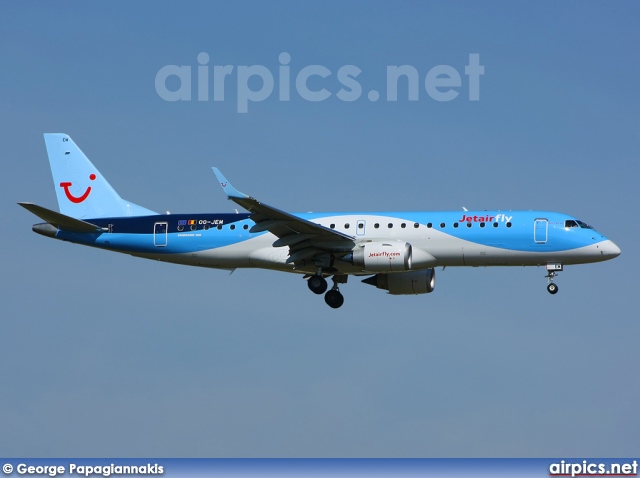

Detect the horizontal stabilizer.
xmin=18 ymin=202 xmax=104 ymax=233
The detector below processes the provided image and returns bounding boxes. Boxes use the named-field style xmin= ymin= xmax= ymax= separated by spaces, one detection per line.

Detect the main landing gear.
xmin=307 ymin=274 xmax=328 ymax=294
xmin=307 ymin=273 xmax=347 ymax=309
xmin=545 ymin=263 xmax=563 ymax=295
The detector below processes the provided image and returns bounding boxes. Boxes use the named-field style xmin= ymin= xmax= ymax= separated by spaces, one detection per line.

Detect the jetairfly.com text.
xmin=368 ymin=251 xmax=402 ymax=258
xmin=155 ymin=52 xmax=484 ymax=112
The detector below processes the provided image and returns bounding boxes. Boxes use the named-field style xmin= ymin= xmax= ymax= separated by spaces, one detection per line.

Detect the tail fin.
xmin=44 ymin=133 xmax=157 ymax=219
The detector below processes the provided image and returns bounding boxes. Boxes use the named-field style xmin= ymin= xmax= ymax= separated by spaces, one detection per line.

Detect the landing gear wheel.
xmin=324 ymin=289 xmax=344 ymax=309
xmin=308 ymin=275 xmax=328 ymax=295
xmin=545 ymin=268 xmax=560 ymax=295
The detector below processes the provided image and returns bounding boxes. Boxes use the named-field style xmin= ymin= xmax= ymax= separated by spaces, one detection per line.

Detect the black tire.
xmin=547 ymin=283 xmax=559 ymax=295
xmin=308 ymin=275 xmax=328 ymax=294
xmin=324 ymin=289 xmax=344 ymax=309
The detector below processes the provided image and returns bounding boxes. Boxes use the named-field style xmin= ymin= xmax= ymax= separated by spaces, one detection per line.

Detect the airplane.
xmin=19 ymin=133 xmax=621 ymax=309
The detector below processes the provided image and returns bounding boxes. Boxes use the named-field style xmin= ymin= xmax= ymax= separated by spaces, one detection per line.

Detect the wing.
xmin=212 ymin=168 xmax=355 ymax=266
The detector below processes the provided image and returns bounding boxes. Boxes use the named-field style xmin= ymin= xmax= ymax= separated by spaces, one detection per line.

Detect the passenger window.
xmin=243 ymin=224 xmax=248 ymax=230
xmin=217 ymin=225 xmax=222 ymax=230
xmin=177 ymin=225 xmax=184 ymax=232
xmin=203 ymin=224 xmax=210 ymax=231
xmin=374 ymin=223 xmax=379 ymax=229
xmin=330 ymin=224 xmax=335 ymax=229
xmin=480 ymin=222 xmax=485 ymax=228
xmin=190 ymin=225 xmax=197 ymax=231
xmin=401 ymin=223 xmax=406 ymax=228
xmin=467 ymin=223 xmax=472 ymax=228
xmin=453 ymin=223 xmax=459 ymax=228
xmin=414 ymin=223 xmax=419 ymax=228
xmin=388 ymin=223 xmax=393 ymax=229
xmin=358 ymin=223 xmax=364 ymax=229
xmin=493 ymin=222 xmax=498 ymax=228
xmin=427 ymin=223 xmax=432 ymax=228
xmin=344 ymin=223 xmax=350 ymax=229
xmin=230 ymin=225 xmax=235 ymax=230
xmin=506 ymin=222 xmax=512 ymax=228
xmin=440 ymin=223 xmax=445 ymax=228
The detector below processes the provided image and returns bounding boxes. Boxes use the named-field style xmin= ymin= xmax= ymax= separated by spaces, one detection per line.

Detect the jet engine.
xmin=347 ymin=242 xmax=437 ymax=272
xmin=352 ymin=242 xmax=412 ymax=272
xmin=362 ymin=269 xmax=436 ymax=295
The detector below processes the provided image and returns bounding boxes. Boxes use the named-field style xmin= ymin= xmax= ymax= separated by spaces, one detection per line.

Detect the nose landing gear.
xmin=545 ymin=263 xmax=563 ymax=295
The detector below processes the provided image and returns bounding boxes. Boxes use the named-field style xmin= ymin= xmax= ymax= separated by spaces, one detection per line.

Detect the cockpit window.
xmin=576 ymin=220 xmax=593 ymax=229
xmin=564 ymin=220 xmax=578 ymax=228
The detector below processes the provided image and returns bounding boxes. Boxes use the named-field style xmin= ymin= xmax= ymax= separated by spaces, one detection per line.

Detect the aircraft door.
xmin=154 ymin=222 xmax=168 ymax=247
xmin=534 ymin=219 xmax=548 ymax=244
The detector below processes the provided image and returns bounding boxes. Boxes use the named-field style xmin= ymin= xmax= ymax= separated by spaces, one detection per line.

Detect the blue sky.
xmin=1 ymin=1 xmax=638 ymax=457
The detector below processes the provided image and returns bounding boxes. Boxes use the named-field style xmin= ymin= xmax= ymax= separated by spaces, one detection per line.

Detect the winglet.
xmin=212 ymin=167 xmax=248 ymax=199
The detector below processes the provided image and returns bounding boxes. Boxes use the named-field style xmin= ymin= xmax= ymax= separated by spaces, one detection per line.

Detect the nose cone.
xmin=602 ymin=239 xmax=621 ymax=258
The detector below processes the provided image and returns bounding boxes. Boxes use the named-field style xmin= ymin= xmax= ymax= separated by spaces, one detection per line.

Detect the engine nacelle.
xmin=349 ymin=242 xmax=437 ymax=272
xmin=352 ymin=242 xmax=412 ymax=272
xmin=362 ymin=269 xmax=436 ymax=295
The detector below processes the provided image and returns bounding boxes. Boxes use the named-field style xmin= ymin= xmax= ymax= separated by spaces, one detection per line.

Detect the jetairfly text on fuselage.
xmin=457 ymin=213 xmax=513 ymax=223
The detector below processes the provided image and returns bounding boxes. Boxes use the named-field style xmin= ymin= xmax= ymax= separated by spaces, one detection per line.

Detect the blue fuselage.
xmin=49 ymin=210 xmax=620 ymax=275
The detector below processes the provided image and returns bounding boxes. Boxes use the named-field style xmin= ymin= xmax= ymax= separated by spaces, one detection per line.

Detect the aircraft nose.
xmin=602 ymin=239 xmax=621 ymax=258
